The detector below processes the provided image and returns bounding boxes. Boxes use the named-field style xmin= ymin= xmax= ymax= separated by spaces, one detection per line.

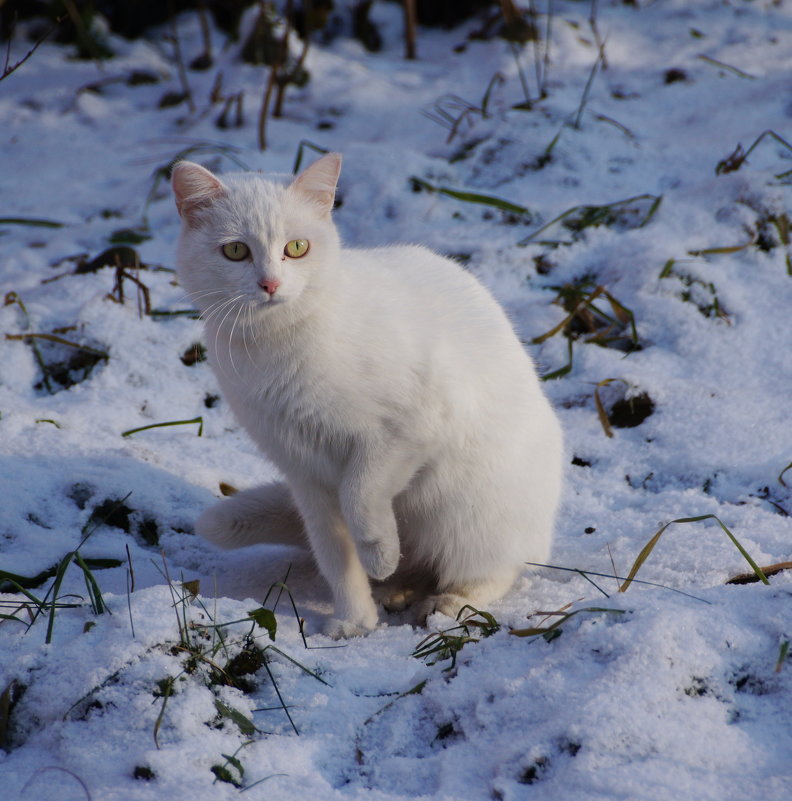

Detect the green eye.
xmin=284 ymin=239 xmax=310 ymax=258
xmin=222 ymin=241 xmax=250 ymax=261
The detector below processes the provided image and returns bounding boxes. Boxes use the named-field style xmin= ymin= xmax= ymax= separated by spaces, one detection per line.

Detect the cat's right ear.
xmin=171 ymin=161 xmax=226 ymax=224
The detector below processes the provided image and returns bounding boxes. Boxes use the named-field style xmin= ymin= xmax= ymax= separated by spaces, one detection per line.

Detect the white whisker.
xmin=202 ymin=294 xmax=245 ymax=326
xmin=212 ymin=296 xmax=245 ymax=375
xmin=242 ymin=304 xmax=257 ymax=367
xmin=227 ymin=304 xmax=245 ymax=379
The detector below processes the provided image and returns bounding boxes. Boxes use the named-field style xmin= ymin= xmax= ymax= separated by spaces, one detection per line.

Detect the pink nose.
xmin=258 ymin=277 xmax=281 ymax=296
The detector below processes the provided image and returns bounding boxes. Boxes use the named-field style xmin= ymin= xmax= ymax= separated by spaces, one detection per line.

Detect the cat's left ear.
xmin=290 ymin=153 xmax=342 ymax=216
xmin=171 ymin=161 xmax=226 ymax=224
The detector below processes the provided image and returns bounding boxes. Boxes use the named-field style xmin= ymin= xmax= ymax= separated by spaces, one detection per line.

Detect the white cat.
xmin=172 ymin=154 xmax=563 ymax=637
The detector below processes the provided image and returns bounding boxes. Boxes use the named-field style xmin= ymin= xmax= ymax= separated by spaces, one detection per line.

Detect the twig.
xmin=404 ymin=0 xmax=417 ymax=60
xmin=542 ymin=0 xmax=554 ymax=98
xmin=258 ymin=62 xmax=277 ymax=150
xmin=1 ymin=14 xmax=64 ymax=82
xmin=197 ymin=2 xmax=213 ymax=66
xmin=168 ymin=5 xmax=195 ymax=113
xmin=258 ymin=1 xmax=290 ymax=148
xmin=272 ymin=1 xmax=294 ymax=119
xmin=589 ymin=0 xmax=607 ymax=69
xmin=275 ymin=0 xmax=310 ymax=118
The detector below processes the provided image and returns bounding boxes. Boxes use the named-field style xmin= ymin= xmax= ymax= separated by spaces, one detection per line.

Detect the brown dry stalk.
xmin=726 ymin=562 xmax=792 ymax=585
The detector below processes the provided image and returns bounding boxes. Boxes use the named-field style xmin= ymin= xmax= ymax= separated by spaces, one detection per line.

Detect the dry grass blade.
xmin=619 ymin=515 xmax=769 ymax=594
xmin=424 ymin=74 xmax=504 ymax=142
xmin=778 ymin=461 xmax=792 ymax=487
xmin=531 ymin=286 xmax=610 ymax=345
xmin=509 ymin=606 xmax=625 ymax=638
xmin=716 ymin=129 xmax=792 ymax=174
xmin=726 ymin=561 xmax=792 ymax=585
xmin=698 ymin=54 xmax=755 ymax=80
xmin=687 ymin=236 xmax=756 ymax=256
xmin=5 ymin=332 xmax=108 ymax=359
xmin=20 ymin=766 xmax=91 ymax=801
xmin=593 ymin=378 xmax=628 ymax=438
xmin=355 ymin=679 xmax=427 ymax=766
xmin=153 ymin=676 xmax=173 ymax=749
xmin=530 ymin=282 xmax=639 ymax=380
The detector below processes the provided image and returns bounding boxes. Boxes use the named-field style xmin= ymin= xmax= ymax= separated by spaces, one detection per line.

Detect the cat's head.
xmin=172 ymin=153 xmax=342 ymax=323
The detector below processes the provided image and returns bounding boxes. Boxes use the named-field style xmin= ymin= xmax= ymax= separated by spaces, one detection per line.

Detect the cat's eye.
xmin=284 ymin=239 xmax=310 ymax=259
xmin=222 ymin=241 xmax=250 ymax=261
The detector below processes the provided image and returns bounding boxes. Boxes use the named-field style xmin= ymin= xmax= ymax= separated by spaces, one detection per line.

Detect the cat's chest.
xmin=215 ymin=345 xmax=363 ymax=483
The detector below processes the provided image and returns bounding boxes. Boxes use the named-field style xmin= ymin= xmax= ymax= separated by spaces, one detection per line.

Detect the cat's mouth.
xmin=251 ymin=294 xmax=287 ymax=310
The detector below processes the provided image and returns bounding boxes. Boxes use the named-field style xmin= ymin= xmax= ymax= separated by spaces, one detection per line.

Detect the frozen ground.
xmin=1 ymin=1 xmax=791 ymax=799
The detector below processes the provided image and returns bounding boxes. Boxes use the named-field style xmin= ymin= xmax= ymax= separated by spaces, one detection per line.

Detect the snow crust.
xmin=1 ymin=1 xmax=790 ymax=798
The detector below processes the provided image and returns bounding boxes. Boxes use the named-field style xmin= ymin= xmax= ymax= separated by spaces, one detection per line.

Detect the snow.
xmin=1 ymin=1 xmax=791 ymax=799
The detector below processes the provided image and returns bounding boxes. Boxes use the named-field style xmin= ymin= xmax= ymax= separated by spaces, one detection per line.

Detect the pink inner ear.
xmin=291 ymin=153 xmax=342 ymax=212
xmin=172 ymin=161 xmax=226 ymax=218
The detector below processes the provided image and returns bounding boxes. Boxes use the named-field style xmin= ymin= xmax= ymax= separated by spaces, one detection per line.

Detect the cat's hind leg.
xmin=196 ymin=482 xmax=306 ymax=549
xmin=416 ymin=570 xmax=518 ymax=624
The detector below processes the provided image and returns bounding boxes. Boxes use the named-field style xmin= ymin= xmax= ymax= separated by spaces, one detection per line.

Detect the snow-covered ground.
xmin=1 ymin=1 xmax=791 ymax=798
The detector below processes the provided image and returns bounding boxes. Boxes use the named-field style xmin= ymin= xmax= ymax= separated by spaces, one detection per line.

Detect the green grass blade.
xmin=573 ymin=44 xmax=605 ymax=129
xmin=73 ymin=553 xmax=106 ymax=615
xmin=524 ymin=562 xmax=711 ymax=602
xmin=261 ymin=660 xmax=299 ymax=735
xmin=776 ymin=640 xmax=790 ymax=673
xmin=248 ymin=607 xmax=277 ymax=641
xmin=122 ymin=417 xmax=204 ymax=437
xmin=46 ymin=552 xmax=75 ymax=644
xmin=153 ymin=676 xmax=174 ymax=749
xmin=265 ymin=645 xmax=330 ymax=686
xmin=0 ymin=217 xmax=65 ymax=228
xmin=149 ymin=308 xmax=201 ymax=318
xmin=292 ymin=140 xmax=330 ymax=174
xmin=0 ymin=566 xmax=58 ymax=593
xmin=520 ymin=194 xmax=661 ymax=245
xmin=540 ymin=338 xmax=574 ymax=380
xmin=410 ymin=177 xmax=531 ymax=216
xmin=619 ymin=515 xmax=769 ymax=593
xmin=214 ymin=699 xmax=258 ymax=736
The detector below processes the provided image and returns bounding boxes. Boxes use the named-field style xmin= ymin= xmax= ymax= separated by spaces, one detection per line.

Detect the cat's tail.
xmin=196 ymin=482 xmax=306 ymax=549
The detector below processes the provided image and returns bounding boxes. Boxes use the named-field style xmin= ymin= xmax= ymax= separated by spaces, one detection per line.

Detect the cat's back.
xmin=344 ymin=244 xmax=479 ymax=296
xmin=339 ymin=244 xmax=529 ymax=371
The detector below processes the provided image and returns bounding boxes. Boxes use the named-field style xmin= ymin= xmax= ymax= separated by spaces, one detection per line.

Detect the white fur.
xmin=173 ymin=154 xmax=563 ymax=637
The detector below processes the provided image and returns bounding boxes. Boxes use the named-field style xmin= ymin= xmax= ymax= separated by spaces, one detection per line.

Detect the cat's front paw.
xmin=323 ymin=617 xmax=376 ymax=639
xmin=357 ymin=537 xmax=400 ymax=581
